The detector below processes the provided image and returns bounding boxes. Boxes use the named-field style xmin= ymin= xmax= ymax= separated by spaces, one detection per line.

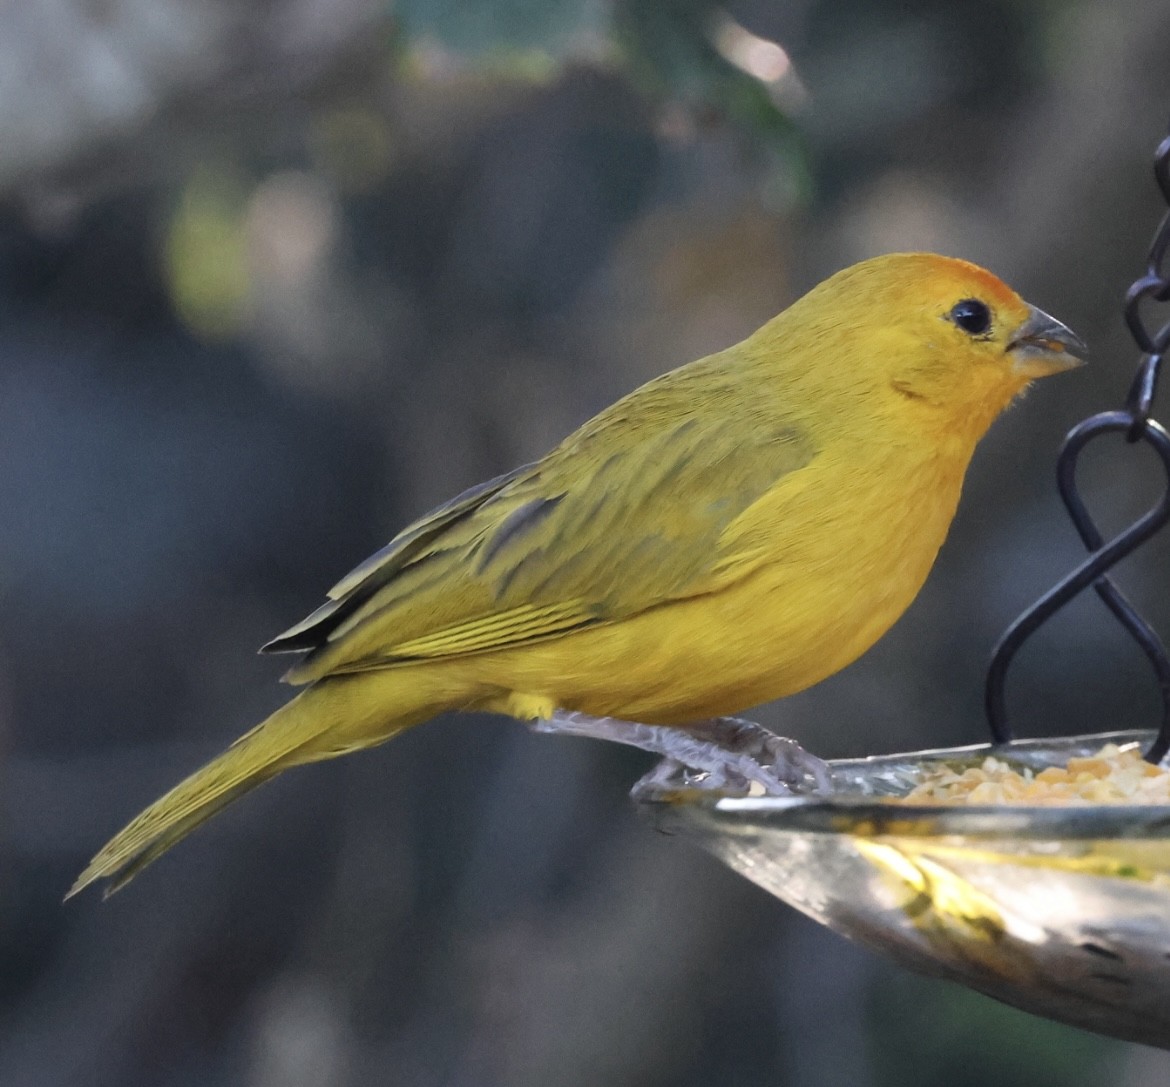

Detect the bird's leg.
xmin=529 ymin=711 xmax=832 ymax=798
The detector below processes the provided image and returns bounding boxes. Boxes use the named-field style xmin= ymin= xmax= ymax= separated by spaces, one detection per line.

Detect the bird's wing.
xmin=261 ymin=464 xmax=533 ymax=653
xmin=269 ymin=369 xmax=815 ymax=683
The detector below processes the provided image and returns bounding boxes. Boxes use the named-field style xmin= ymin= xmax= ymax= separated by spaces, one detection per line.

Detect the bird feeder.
xmin=636 ymin=126 xmax=1170 ymax=1050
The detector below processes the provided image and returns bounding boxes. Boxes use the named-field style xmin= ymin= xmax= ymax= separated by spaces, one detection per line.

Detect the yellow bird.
xmin=71 ymin=252 xmax=1085 ymax=897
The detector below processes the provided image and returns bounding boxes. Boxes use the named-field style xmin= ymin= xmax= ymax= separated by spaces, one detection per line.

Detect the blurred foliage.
xmin=396 ymin=0 xmax=806 ymax=186
xmin=616 ymin=0 xmax=809 ymax=203
xmin=397 ymin=0 xmax=604 ymax=54
xmin=166 ymin=167 xmax=253 ymax=340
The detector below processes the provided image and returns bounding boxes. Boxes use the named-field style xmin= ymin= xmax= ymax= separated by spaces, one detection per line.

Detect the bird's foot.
xmin=529 ymin=711 xmax=832 ymax=798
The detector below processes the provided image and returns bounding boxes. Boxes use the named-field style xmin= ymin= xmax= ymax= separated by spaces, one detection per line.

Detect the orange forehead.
xmin=916 ymin=254 xmax=1024 ymax=313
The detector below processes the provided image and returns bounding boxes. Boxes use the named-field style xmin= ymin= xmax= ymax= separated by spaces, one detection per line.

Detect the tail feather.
xmin=68 ymin=685 xmax=336 ymax=899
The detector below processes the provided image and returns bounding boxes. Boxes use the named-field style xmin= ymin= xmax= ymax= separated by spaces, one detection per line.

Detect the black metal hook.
xmin=985 ymin=415 xmax=1170 ymax=762
xmin=985 ymin=124 xmax=1170 ymax=764
xmin=1124 ymin=276 xmax=1170 ymax=356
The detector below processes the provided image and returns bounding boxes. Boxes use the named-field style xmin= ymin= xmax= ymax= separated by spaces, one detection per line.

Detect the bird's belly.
xmin=469 ymin=535 xmax=937 ymax=725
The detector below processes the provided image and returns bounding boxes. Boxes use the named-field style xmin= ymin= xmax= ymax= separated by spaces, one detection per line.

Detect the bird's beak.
xmin=1007 ymin=305 xmax=1088 ymax=377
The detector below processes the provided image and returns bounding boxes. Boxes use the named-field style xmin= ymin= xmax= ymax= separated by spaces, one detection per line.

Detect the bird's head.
xmin=771 ymin=253 xmax=1086 ymax=443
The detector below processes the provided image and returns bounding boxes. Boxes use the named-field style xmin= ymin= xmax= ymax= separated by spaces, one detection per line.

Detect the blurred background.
xmin=4 ymin=0 xmax=1170 ymax=1083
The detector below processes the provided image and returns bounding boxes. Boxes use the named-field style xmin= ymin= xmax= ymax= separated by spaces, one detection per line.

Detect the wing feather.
xmin=272 ymin=364 xmax=817 ymax=683
xmin=261 ymin=464 xmax=533 ymax=653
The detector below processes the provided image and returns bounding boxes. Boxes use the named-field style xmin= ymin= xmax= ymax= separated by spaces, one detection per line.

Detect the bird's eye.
xmin=949 ymin=298 xmax=992 ymax=336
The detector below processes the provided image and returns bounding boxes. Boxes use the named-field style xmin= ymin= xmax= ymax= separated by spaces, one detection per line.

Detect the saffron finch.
xmin=71 ymin=252 xmax=1085 ymax=897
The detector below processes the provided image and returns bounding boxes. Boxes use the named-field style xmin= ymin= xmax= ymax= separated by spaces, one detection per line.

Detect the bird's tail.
xmin=68 ymin=673 xmax=436 ymax=899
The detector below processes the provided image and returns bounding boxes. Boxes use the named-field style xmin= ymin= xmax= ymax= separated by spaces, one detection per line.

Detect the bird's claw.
xmin=708 ymin=716 xmax=834 ymax=793
xmin=630 ymin=717 xmax=832 ymax=799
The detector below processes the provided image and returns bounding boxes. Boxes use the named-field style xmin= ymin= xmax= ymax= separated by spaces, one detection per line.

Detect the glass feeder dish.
xmin=635 ymin=730 xmax=1170 ymax=1050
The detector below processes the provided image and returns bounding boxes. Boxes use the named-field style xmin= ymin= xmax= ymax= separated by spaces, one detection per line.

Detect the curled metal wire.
xmin=985 ymin=128 xmax=1170 ymax=764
